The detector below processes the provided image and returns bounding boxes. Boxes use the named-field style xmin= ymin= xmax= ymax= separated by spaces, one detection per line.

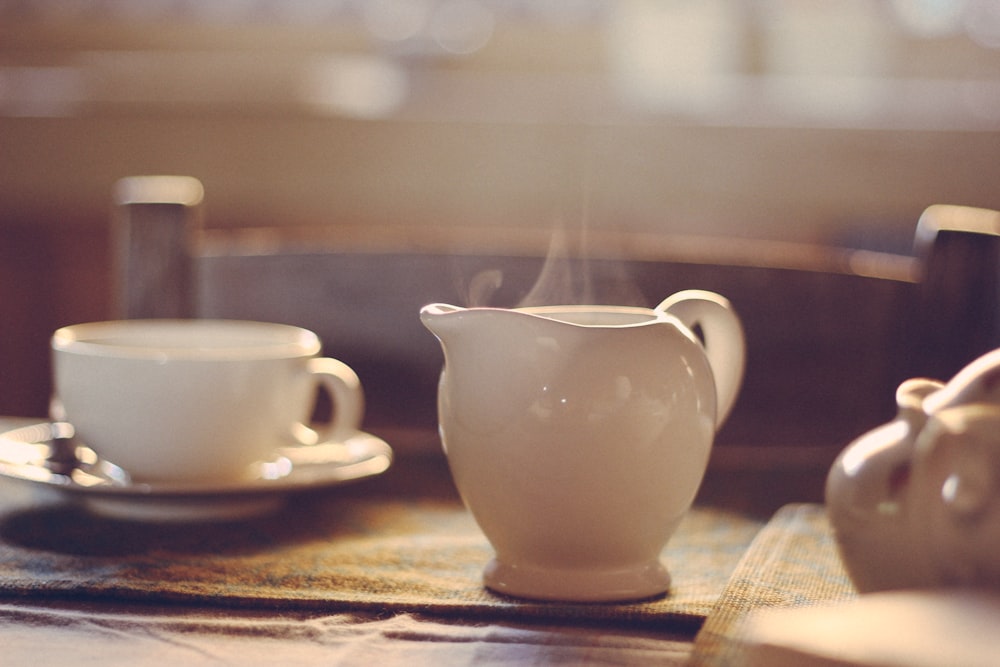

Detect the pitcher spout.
xmin=419 ymin=303 xmax=469 ymax=342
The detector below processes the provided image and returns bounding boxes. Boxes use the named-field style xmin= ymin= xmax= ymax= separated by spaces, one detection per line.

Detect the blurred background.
xmin=1 ymin=0 xmax=1000 ymax=418
xmin=3 ymin=0 xmax=999 ymax=241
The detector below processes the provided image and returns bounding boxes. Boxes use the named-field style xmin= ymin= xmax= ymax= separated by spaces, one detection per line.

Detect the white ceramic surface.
xmin=52 ymin=319 xmax=363 ymax=484
xmin=0 ymin=421 xmax=392 ymax=522
xmin=739 ymin=590 xmax=1000 ymax=667
xmin=420 ymin=290 xmax=745 ymax=601
xmin=827 ymin=348 xmax=1000 ymax=593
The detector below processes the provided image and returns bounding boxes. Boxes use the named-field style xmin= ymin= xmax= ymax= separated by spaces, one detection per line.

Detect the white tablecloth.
xmin=0 ymin=600 xmax=693 ymax=666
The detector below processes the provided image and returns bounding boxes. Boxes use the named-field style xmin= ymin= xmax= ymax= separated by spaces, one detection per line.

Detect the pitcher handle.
xmin=656 ymin=290 xmax=746 ymax=427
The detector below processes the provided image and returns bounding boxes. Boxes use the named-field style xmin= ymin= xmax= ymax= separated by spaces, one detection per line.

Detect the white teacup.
xmin=51 ymin=319 xmax=363 ymax=483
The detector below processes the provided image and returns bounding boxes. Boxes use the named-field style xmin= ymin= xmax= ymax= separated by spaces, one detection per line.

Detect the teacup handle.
xmin=656 ymin=290 xmax=746 ymax=427
xmin=297 ymin=357 xmax=364 ymax=445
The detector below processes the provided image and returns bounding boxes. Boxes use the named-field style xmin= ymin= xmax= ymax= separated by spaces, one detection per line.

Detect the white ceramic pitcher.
xmin=420 ymin=290 xmax=745 ymax=601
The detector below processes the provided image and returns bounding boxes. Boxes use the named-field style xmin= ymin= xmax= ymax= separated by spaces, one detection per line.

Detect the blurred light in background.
xmin=608 ymin=0 xmax=742 ymax=116
xmin=301 ymin=55 xmax=408 ymax=118
xmin=0 ymin=0 xmax=998 ymax=247
xmin=431 ymin=0 xmax=495 ymax=55
xmin=891 ymin=0 xmax=966 ymax=38
xmin=362 ymin=0 xmax=432 ymax=42
xmin=759 ymin=0 xmax=888 ymax=123
xmin=964 ymin=0 xmax=1000 ymax=49
xmin=1 ymin=0 xmax=998 ymax=127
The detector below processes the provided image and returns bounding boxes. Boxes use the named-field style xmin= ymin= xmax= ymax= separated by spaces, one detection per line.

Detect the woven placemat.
xmin=0 ymin=477 xmax=762 ymax=631
xmin=689 ymin=503 xmax=858 ymax=666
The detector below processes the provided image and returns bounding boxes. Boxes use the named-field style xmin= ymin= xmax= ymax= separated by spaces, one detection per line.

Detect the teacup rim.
xmin=52 ymin=319 xmax=321 ymax=360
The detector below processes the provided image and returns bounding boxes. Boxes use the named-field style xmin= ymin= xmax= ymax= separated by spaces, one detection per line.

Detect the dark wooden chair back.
xmin=114 ymin=175 xmax=1000 ymax=461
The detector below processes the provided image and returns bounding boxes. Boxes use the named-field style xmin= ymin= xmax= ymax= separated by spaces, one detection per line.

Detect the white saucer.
xmin=0 ymin=422 xmax=393 ymax=522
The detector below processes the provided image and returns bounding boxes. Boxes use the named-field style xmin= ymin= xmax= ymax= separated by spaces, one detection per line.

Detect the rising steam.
xmin=460 ymin=218 xmax=646 ymax=308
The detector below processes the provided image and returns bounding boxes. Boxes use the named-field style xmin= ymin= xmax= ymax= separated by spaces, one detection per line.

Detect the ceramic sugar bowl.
xmin=827 ymin=348 xmax=1000 ymax=593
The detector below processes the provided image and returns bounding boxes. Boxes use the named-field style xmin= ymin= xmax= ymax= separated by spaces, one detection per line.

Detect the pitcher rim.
xmin=423 ymin=303 xmax=677 ymax=329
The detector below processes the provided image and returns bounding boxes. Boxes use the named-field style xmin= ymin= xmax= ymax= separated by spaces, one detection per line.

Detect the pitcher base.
xmin=483 ymin=557 xmax=671 ymax=602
